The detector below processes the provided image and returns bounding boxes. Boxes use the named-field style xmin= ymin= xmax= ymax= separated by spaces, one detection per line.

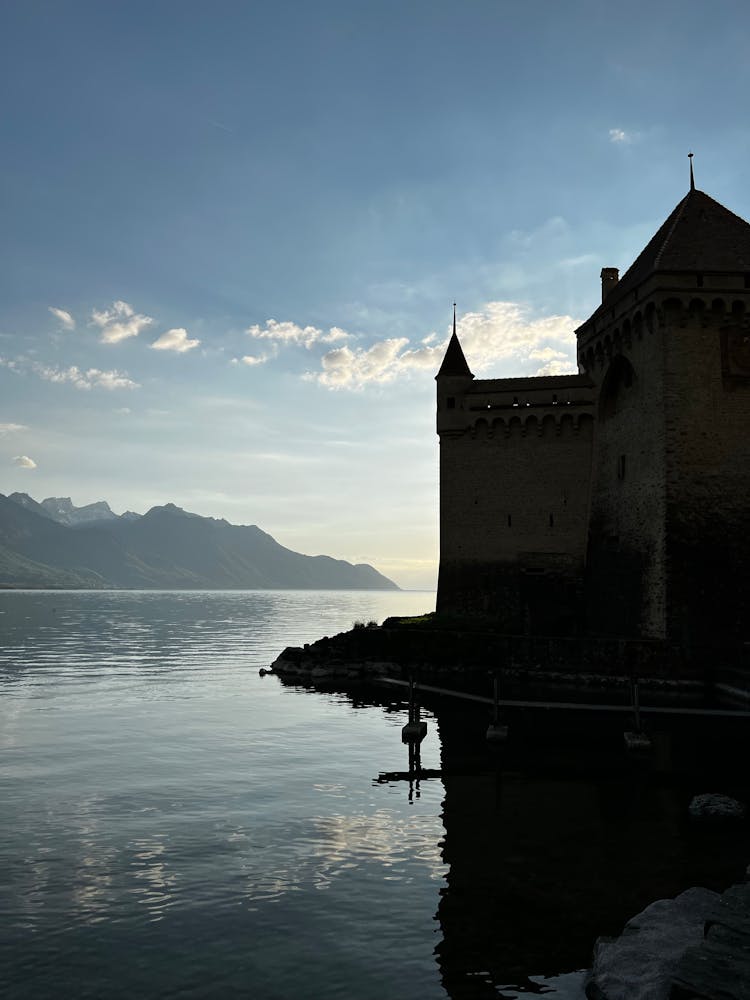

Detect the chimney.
xmin=601 ymin=267 xmax=619 ymax=302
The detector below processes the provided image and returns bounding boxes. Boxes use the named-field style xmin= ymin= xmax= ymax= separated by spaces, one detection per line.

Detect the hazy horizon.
xmin=2 ymin=0 xmax=749 ymax=589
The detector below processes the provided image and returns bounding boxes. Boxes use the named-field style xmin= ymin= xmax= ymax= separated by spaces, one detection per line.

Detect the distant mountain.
xmin=40 ymin=496 xmax=119 ymax=526
xmin=0 ymin=494 xmax=398 ymax=591
xmin=8 ymin=493 xmax=121 ymax=527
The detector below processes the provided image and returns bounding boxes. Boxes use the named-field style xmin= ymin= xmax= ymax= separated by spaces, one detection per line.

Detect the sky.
xmin=2 ymin=0 xmax=750 ymax=589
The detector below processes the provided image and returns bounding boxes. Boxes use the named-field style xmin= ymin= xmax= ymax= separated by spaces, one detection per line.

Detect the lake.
xmin=1 ymin=590 xmax=748 ymax=999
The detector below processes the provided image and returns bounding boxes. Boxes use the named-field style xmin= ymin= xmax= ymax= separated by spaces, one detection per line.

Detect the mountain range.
xmin=0 ymin=493 xmax=397 ymax=591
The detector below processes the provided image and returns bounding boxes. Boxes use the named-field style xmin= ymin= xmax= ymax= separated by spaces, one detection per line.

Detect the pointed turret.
xmin=436 ymin=303 xmax=474 ymax=379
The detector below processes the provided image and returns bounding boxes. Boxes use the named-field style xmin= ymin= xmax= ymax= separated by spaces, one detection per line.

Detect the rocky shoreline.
xmin=269 ymin=616 xmax=714 ymax=698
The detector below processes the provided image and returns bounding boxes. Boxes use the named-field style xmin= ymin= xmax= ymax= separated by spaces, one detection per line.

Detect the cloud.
xmin=609 ymin=128 xmax=638 ymax=144
xmin=232 ymin=354 xmax=271 ymax=367
xmin=309 ymin=338 xmax=411 ymax=389
xmin=0 ymin=422 xmax=27 ymax=435
xmin=150 ymin=327 xmax=200 ymax=353
xmin=91 ymin=300 xmax=154 ymax=344
xmin=48 ymin=307 xmax=75 ymax=330
xmin=247 ymin=319 xmax=351 ymax=350
xmin=34 ymin=363 xmax=140 ymax=390
xmin=306 ymin=301 xmax=578 ymax=390
xmin=12 ymin=455 xmax=36 ymax=469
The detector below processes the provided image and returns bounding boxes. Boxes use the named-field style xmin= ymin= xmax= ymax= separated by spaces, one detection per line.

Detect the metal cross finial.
xmin=689 ymin=152 xmax=695 ymax=191
xmin=453 ymin=302 xmax=457 ymax=336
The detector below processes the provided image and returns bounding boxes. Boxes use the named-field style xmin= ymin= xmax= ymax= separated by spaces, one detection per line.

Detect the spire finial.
xmin=688 ymin=152 xmax=695 ymax=191
xmin=453 ymin=302 xmax=456 ymax=336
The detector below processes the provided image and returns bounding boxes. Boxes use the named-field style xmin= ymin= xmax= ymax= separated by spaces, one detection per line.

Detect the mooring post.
xmin=632 ymin=677 xmax=641 ymax=733
xmin=486 ymin=667 xmax=509 ymax=744
xmin=624 ymin=674 xmax=652 ymax=753
xmin=402 ymin=673 xmax=427 ymax=743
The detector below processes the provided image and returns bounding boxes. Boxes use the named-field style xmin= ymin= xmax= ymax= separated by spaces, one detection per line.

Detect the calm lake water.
xmin=1 ymin=590 xmax=748 ymax=999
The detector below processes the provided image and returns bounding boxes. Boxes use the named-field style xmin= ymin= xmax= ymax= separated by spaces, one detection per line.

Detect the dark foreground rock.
xmin=586 ymin=881 xmax=750 ymax=1000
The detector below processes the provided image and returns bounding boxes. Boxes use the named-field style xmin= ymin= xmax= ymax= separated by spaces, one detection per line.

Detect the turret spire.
xmin=689 ymin=152 xmax=695 ymax=192
xmin=436 ymin=301 xmax=473 ymax=379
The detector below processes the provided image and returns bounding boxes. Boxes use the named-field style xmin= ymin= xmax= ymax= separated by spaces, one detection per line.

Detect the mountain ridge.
xmin=0 ymin=494 xmax=398 ymax=591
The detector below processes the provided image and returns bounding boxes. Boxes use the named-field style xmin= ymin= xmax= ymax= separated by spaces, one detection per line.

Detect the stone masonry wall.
xmin=582 ymin=315 xmax=668 ymax=638
xmin=663 ymin=298 xmax=750 ymax=646
xmin=437 ymin=375 xmax=595 ymax=633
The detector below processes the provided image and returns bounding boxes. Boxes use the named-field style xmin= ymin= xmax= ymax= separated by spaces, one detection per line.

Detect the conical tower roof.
xmin=436 ymin=305 xmax=474 ymax=378
xmin=594 ymin=187 xmax=750 ymax=315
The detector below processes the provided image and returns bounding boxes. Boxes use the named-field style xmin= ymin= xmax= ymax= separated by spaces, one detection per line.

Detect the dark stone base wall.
xmin=437 ymin=560 xmax=585 ymax=637
xmin=667 ymin=509 xmax=750 ymax=648
xmin=584 ymin=541 xmax=647 ymax=639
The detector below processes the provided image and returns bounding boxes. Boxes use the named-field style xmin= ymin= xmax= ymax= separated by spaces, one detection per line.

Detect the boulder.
xmin=585 ymin=886 xmax=721 ymax=1000
xmin=688 ymin=793 xmax=746 ymax=821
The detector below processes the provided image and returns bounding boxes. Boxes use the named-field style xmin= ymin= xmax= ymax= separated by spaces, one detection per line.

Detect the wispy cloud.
xmin=12 ymin=454 xmax=36 ymax=469
xmin=34 ymin=363 xmax=140 ymax=390
xmin=91 ymin=300 xmax=154 ymax=344
xmin=304 ymin=301 xmax=578 ymax=389
xmin=247 ymin=319 xmax=351 ymax=350
xmin=0 ymin=422 xmax=27 ymax=435
xmin=150 ymin=327 xmax=200 ymax=353
xmin=609 ymin=128 xmax=638 ymax=144
xmin=232 ymin=354 xmax=272 ymax=367
xmin=48 ymin=307 xmax=75 ymax=330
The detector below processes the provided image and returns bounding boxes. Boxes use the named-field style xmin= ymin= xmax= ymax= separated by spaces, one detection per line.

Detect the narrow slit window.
xmin=617 ymin=454 xmax=626 ymax=480
xmin=549 ymin=512 xmax=554 ymax=527
xmin=507 ymin=514 xmax=512 ymax=527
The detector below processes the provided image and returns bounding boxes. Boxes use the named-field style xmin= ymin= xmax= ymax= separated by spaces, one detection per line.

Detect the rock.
xmin=688 ymin=793 xmax=746 ymax=820
xmin=586 ymin=886 xmax=721 ymax=1000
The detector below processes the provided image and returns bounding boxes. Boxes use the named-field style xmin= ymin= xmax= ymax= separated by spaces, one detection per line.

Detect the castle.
xmin=436 ymin=177 xmax=750 ymax=650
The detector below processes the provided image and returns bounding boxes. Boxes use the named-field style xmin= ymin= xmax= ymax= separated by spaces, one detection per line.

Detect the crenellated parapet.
xmin=437 ymin=373 xmax=595 ymax=437
xmin=578 ymin=288 xmax=750 ymax=381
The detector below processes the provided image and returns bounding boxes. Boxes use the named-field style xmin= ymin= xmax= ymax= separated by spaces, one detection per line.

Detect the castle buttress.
xmin=436 ymin=182 xmax=750 ymax=647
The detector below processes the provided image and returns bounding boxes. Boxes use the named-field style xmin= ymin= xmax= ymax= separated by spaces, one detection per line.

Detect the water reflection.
xmin=3 ymin=591 xmax=748 ymax=1000
xmin=434 ymin=702 xmax=749 ymax=999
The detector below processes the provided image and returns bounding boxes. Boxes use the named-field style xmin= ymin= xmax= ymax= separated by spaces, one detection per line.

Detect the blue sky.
xmin=2 ymin=0 xmax=749 ymax=588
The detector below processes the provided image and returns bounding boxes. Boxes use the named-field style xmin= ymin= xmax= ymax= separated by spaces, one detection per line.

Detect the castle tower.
xmin=576 ymin=182 xmax=750 ymax=644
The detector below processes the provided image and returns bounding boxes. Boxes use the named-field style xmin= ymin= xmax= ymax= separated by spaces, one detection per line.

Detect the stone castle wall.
xmin=662 ymin=296 xmax=750 ymax=646
xmin=437 ymin=374 xmax=595 ymax=632
xmin=579 ymin=302 xmax=669 ymax=638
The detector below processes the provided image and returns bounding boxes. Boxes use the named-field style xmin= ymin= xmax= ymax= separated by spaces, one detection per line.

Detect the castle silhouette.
xmin=436 ymin=176 xmax=750 ymax=650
